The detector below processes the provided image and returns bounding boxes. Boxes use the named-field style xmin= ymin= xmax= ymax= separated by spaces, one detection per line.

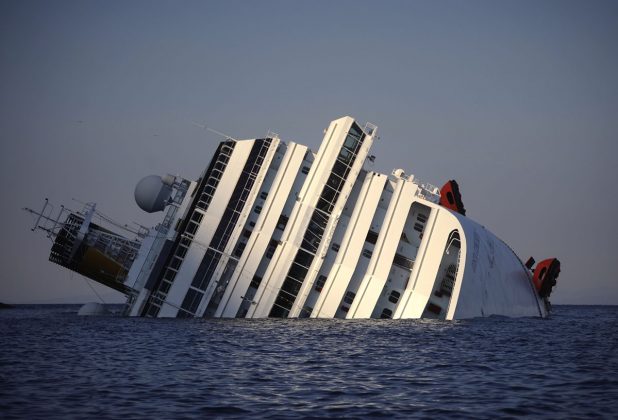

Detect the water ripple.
xmin=1 ymin=305 xmax=617 ymax=418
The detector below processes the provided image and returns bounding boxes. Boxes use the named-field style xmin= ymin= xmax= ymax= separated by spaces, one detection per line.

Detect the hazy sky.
xmin=1 ymin=0 xmax=617 ymax=305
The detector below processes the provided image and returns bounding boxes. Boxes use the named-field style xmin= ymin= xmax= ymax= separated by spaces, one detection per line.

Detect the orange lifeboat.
xmin=532 ymin=258 xmax=561 ymax=298
xmin=439 ymin=180 xmax=466 ymax=215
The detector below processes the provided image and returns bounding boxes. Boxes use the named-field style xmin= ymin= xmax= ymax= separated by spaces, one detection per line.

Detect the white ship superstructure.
xmin=25 ymin=116 xmax=560 ymax=319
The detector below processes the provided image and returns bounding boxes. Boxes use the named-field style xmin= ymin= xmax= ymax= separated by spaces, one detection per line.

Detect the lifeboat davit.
xmin=532 ymin=258 xmax=561 ymax=298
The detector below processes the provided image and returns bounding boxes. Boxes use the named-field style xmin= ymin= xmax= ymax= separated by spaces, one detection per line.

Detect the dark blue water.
xmin=1 ymin=305 xmax=617 ymax=419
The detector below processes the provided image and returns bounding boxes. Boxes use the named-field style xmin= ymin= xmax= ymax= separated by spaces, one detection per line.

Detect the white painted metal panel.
xmin=216 ymin=142 xmax=309 ymax=317
xmin=346 ymin=178 xmax=418 ymax=319
xmin=311 ymin=172 xmax=386 ymax=318
xmin=394 ymin=206 xmax=456 ymax=319
xmin=194 ymin=137 xmax=281 ymax=316
xmin=158 ymin=140 xmax=254 ymax=317
xmin=449 ymin=216 xmax=545 ymax=319
xmin=287 ymin=121 xmax=377 ymax=317
xmin=249 ymin=117 xmax=359 ymax=317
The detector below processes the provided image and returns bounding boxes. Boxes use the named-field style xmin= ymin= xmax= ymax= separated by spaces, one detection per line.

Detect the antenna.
xmin=192 ymin=121 xmax=238 ymax=142
xmin=23 ymin=199 xmax=70 ymax=239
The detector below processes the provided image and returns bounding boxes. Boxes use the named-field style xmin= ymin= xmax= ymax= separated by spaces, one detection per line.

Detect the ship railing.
xmin=214 ymin=137 xmax=273 ymax=251
xmin=23 ymin=199 xmax=74 ymax=240
xmin=159 ymin=182 xmax=189 ymax=233
xmin=362 ymin=122 xmax=378 ymax=137
xmin=413 ymin=182 xmax=441 ymax=203
xmin=82 ymin=226 xmax=141 ymax=268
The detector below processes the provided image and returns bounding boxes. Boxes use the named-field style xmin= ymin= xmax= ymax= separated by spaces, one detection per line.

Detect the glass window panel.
xmin=281 ymin=277 xmax=303 ymax=296
xmin=314 ymin=275 xmax=327 ymax=292
xmin=343 ymin=134 xmax=359 ymax=151
xmin=326 ymin=173 xmax=344 ymax=191
xmin=295 ymin=249 xmax=314 ymax=268
xmin=288 ymin=263 xmax=308 ymax=283
xmin=332 ymin=160 xmax=350 ymax=179
xmin=320 ymin=185 xmax=337 ymax=204
xmin=349 ymin=122 xmax=363 ymax=139
xmin=316 ymin=198 xmax=334 ymax=214
xmin=337 ymin=148 xmax=353 ymax=165
xmin=310 ymin=212 xmax=328 ymax=229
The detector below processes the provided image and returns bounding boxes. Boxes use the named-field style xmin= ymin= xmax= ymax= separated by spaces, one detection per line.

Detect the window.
xmin=176 ymin=246 xmax=188 ymax=259
xmin=242 ymin=229 xmax=252 ymax=238
xmin=260 ymin=191 xmax=268 ymax=200
xmin=362 ymin=249 xmax=373 ymax=259
xmin=288 ymin=263 xmax=309 ymax=284
xmin=316 ymin=197 xmax=334 ymax=214
xmin=204 ymin=185 xmax=215 ymax=196
xmin=426 ymin=302 xmax=442 ymax=315
xmin=332 ymin=160 xmax=350 ymax=179
xmin=249 ymin=221 xmax=256 ymax=227
xmin=163 ymin=270 xmax=176 ymax=281
xmin=295 ymin=249 xmax=313 ymax=268
xmin=414 ymin=223 xmax=424 ymax=232
xmin=265 ymin=240 xmax=278 ymax=259
xmin=331 ymin=243 xmax=340 ymax=252
xmin=393 ymin=253 xmax=414 ymax=270
xmin=280 ymin=276 xmax=303 ymax=296
xmin=186 ymin=221 xmax=199 ymax=235
xmin=343 ymin=291 xmax=355 ymax=305
xmin=388 ymin=290 xmax=401 ymax=304
xmin=180 ymin=288 xmax=204 ymax=314
xmin=326 ymin=173 xmax=344 ymax=191
xmin=380 ymin=308 xmax=393 ymax=319
xmin=343 ymin=134 xmax=359 ymax=151
xmin=366 ymin=230 xmax=378 ymax=244
xmin=314 ymin=275 xmax=327 ymax=292
xmin=301 ymin=236 xmax=320 ymax=254
xmin=233 ymin=242 xmax=246 ymax=257
xmin=170 ymin=256 xmax=183 ymax=270
xmin=276 ymin=214 xmax=289 ymax=231
xmin=254 ymin=206 xmax=262 ymax=214
xmin=250 ymin=275 xmax=262 ymax=289
xmin=417 ymin=213 xmax=428 ymax=223
xmin=320 ymin=185 xmax=338 ymax=204
xmin=337 ymin=147 xmax=354 ymax=165
xmin=301 ymin=166 xmax=310 ymax=175
xmin=159 ymin=280 xmax=172 ymax=293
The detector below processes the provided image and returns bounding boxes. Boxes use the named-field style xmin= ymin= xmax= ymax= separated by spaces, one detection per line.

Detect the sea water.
xmin=1 ymin=305 xmax=617 ymax=418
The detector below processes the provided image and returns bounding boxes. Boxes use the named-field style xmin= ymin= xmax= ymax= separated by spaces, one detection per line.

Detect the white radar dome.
xmin=134 ymin=175 xmax=173 ymax=213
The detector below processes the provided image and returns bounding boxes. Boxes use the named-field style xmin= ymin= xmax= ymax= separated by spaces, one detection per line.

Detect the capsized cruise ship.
xmin=24 ymin=116 xmax=560 ymax=319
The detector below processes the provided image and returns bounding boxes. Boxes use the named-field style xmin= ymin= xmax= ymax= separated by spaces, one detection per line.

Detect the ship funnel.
xmin=134 ymin=175 xmax=173 ymax=213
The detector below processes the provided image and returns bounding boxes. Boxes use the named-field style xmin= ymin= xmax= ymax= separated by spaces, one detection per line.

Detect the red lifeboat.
xmin=532 ymin=258 xmax=561 ymax=298
xmin=439 ymin=180 xmax=466 ymax=216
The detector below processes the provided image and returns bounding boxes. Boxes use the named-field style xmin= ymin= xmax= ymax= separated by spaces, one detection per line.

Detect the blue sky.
xmin=1 ymin=0 xmax=617 ymax=304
